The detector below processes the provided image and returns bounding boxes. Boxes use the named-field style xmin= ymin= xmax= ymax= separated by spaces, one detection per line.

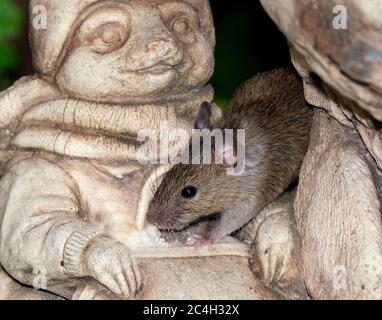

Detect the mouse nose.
xmin=147 ymin=204 xmax=177 ymax=228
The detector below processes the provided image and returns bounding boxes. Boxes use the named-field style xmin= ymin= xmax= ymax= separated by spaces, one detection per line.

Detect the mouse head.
xmin=30 ymin=0 xmax=215 ymax=103
xmin=147 ymin=162 xmax=227 ymax=230
xmin=147 ymin=102 xmax=239 ymax=230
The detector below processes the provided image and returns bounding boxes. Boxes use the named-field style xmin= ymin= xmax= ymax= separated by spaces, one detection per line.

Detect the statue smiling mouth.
xmin=118 ymin=63 xmax=178 ymax=77
xmin=135 ymin=64 xmax=175 ymax=75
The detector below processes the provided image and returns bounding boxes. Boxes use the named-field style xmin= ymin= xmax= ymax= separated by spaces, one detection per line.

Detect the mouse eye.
xmin=181 ymin=186 xmax=198 ymax=199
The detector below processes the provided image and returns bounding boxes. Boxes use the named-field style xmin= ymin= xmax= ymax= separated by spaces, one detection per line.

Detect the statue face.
xmin=55 ymin=0 xmax=215 ymax=103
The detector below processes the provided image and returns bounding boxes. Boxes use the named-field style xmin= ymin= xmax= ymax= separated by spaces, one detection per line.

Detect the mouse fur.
xmin=147 ymin=68 xmax=313 ymax=244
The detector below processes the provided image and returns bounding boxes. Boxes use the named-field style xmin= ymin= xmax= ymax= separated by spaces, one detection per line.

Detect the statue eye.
xmin=88 ymin=22 xmax=129 ymax=54
xmin=171 ymin=16 xmax=191 ymax=35
xmin=98 ymin=25 xmax=122 ymax=44
xmin=181 ymin=186 xmax=198 ymax=199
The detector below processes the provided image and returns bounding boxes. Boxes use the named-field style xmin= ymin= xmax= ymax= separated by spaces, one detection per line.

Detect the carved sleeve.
xmin=0 ymin=157 xmax=105 ymax=286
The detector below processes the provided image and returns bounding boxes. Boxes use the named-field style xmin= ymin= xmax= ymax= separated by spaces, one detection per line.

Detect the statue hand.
xmin=82 ymin=236 xmax=142 ymax=299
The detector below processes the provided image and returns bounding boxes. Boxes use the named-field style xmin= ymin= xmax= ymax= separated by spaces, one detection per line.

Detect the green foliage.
xmin=0 ymin=0 xmax=23 ymax=89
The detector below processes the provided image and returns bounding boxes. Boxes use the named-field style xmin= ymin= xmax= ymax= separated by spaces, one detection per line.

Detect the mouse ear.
xmin=195 ymin=101 xmax=212 ymax=130
xmin=215 ymin=137 xmax=238 ymax=168
xmin=222 ymin=144 xmax=237 ymax=168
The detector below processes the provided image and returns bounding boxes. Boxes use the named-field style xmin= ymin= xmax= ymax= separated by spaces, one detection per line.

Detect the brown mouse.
xmin=147 ymin=68 xmax=313 ymax=245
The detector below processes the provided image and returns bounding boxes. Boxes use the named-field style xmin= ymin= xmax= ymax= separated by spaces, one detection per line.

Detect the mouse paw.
xmin=186 ymin=233 xmax=217 ymax=247
xmin=186 ymin=234 xmax=201 ymax=245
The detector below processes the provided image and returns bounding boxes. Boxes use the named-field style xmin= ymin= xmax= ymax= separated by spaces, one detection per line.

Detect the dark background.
xmin=0 ymin=0 xmax=291 ymax=106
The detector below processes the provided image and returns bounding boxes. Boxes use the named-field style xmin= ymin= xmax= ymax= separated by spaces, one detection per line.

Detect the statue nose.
xmin=125 ymin=35 xmax=183 ymax=72
xmin=145 ymin=38 xmax=179 ymax=57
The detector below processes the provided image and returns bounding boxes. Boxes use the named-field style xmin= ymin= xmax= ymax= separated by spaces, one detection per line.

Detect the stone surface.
xmin=46 ymin=243 xmax=282 ymax=300
xmin=261 ymin=0 xmax=382 ymax=300
xmin=261 ymin=0 xmax=382 ymax=121
xmin=295 ymin=110 xmax=382 ymax=299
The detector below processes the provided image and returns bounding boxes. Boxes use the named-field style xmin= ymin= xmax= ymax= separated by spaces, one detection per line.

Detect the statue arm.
xmin=0 ymin=157 xmax=104 ymax=285
xmin=0 ymin=75 xmax=61 ymax=128
xmin=0 ymin=157 xmax=141 ymax=298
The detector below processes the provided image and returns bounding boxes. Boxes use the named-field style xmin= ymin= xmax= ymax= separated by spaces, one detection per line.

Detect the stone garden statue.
xmin=0 ymin=0 xmax=305 ymax=300
xmin=0 ymin=0 xmax=214 ymax=299
xmin=8 ymin=0 xmax=375 ymax=301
